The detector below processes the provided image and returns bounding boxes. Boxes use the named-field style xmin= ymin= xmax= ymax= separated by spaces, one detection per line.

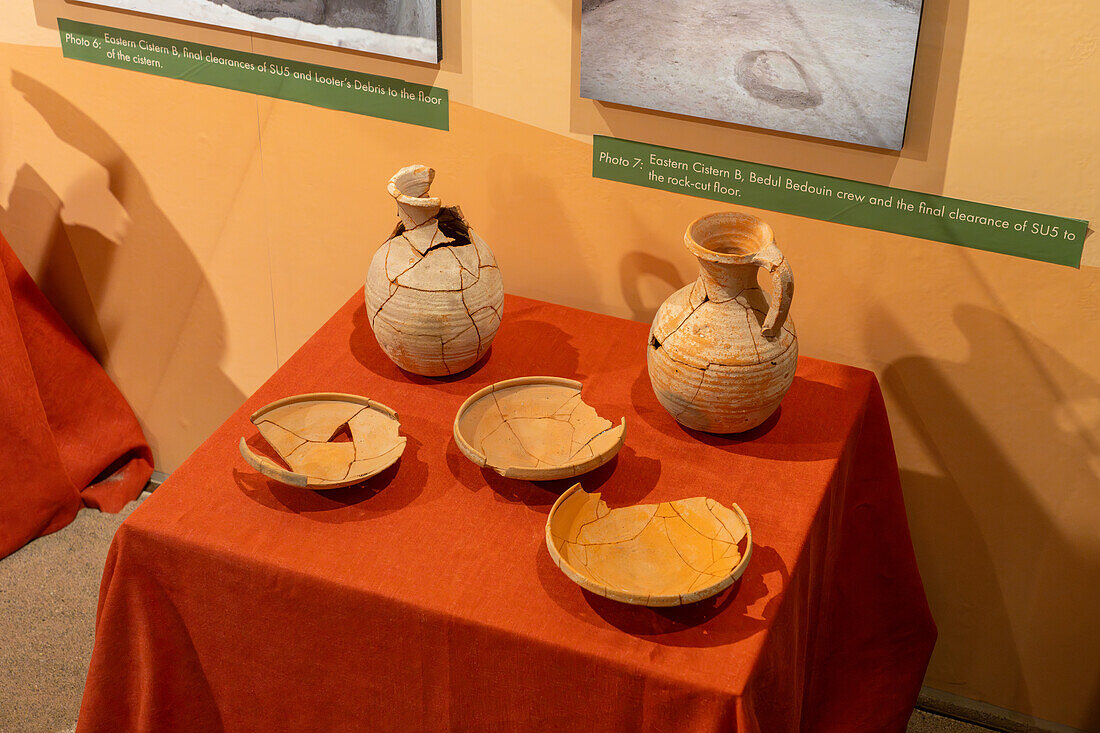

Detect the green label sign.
xmin=58 ymin=19 xmax=448 ymax=130
xmin=593 ymin=136 xmax=1087 ymax=267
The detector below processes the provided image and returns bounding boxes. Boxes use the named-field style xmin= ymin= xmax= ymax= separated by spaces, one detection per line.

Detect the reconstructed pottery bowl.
xmin=238 ymin=393 xmax=406 ymax=489
xmin=545 ymin=485 xmax=752 ymax=606
xmin=453 ymin=377 xmax=626 ymax=481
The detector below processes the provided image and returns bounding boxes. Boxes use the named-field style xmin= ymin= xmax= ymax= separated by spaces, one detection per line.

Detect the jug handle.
xmin=751 ymin=243 xmax=793 ymax=340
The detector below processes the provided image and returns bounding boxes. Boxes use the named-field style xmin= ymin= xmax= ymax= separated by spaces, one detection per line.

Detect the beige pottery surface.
xmin=453 ymin=376 xmax=626 ymax=481
xmin=366 ymin=165 xmax=504 ymax=376
xmin=238 ymin=393 xmax=406 ymax=489
xmin=648 ymin=212 xmax=797 ymax=433
xmin=546 ymin=484 xmax=752 ymax=606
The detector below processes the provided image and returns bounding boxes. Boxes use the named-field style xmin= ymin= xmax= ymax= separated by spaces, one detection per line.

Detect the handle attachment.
xmin=751 ymin=243 xmax=793 ymax=340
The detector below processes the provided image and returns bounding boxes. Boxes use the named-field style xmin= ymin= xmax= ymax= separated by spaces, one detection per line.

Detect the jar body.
xmin=648 ymin=212 xmax=797 ymax=433
xmin=366 ymin=210 xmax=503 ymax=377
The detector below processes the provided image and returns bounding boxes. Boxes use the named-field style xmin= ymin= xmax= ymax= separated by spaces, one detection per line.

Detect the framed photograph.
xmin=80 ymin=0 xmax=443 ymax=63
xmin=580 ymin=0 xmax=923 ymax=149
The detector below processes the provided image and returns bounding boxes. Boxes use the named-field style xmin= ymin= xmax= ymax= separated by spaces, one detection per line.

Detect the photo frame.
xmin=580 ymin=0 xmax=924 ymax=149
xmin=79 ymin=0 xmax=443 ymax=63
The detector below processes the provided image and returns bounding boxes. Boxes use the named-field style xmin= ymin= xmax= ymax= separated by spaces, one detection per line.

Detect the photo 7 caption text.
xmin=598 ymin=149 xmax=1076 ymax=241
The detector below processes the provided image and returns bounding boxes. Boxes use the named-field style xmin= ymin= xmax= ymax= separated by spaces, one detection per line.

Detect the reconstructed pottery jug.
xmin=648 ymin=212 xmax=796 ymax=433
xmin=366 ymin=165 xmax=504 ymax=376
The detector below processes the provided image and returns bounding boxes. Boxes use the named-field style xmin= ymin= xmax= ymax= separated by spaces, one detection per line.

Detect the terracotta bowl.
xmin=453 ymin=376 xmax=626 ymax=481
xmin=239 ymin=393 xmax=406 ymax=489
xmin=545 ymin=485 xmax=752 ymax=606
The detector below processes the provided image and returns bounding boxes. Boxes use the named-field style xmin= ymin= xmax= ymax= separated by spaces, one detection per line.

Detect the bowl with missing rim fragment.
xmin=546 ymin=484 xmax=752 ymax=606
xmin=453 ymin=376 xmax=626 ymax=481
xmin=238 ymin=392 xmax=406 ymax=489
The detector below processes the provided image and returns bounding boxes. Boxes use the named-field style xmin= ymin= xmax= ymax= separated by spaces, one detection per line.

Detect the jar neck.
xmin=697 ymin=259 xmax=757 ymax=299
xmin=396 ymin=200 xmax=440 ymax=230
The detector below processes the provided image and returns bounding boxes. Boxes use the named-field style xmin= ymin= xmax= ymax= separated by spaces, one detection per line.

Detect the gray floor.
xmin=0 ymin=495 xmax=145 ymax=733
xmin=0 ymin=495 xmax=990 ymax=733
xmin=909 ymin=710 xmax=999 ymax=732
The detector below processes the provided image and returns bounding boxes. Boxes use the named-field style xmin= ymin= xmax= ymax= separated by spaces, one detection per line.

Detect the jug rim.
xmin=685 ymin=212 xmax=774 ymax=263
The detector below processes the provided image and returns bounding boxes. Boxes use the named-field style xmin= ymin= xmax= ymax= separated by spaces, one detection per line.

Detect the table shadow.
xmin=537 ymin=541 xmax=788 ymax=648
xmin=630 ymin=365 xmax=849 ymax=461
xmin=233 ymin=433 xmax=429 ymax=521
xmin=445 ymin=440 xmax=660 ymax=512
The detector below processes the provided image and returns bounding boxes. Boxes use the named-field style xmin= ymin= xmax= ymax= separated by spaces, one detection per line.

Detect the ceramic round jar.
xmin=366 ymin=165 xmax=504 ymax=376
xmin=647 ymin=212 xmax=797 ymax=433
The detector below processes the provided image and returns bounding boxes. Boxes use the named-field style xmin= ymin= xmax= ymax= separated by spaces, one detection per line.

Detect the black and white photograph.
xmin=81 ymin=0 xmax=442 ymax=62
xmin=580 ymin=0 xmax=924 ymax=149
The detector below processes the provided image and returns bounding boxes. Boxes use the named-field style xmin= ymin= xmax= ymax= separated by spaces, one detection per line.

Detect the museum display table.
xmin=77 ymin=292 xmax=935 ymax=732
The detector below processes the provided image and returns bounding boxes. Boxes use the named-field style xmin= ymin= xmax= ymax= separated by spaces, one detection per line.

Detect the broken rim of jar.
xmin=238 ymin=392 xmax=406 ymax=489
xmin=453 ymin=376 xmax=626 ymax=481
xmin=545 ymin=484 xmax=753 ymax=607
xmin=388 ymin=164 xmax=442 ymax=228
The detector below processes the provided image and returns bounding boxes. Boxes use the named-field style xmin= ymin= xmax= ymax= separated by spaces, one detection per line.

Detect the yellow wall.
xmin=2 ymin=0 xmax=1097 ymax=727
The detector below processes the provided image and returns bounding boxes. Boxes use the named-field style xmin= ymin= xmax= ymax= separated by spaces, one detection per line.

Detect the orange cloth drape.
xmin=0 ymin=231 xmax=151 ymax=558
xmin=78 ymin=292 xmax=934 ymax=732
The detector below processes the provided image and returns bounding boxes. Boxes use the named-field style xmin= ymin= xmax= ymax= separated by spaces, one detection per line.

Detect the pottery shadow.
xmin=233 ymin=433 xmax=428 ymax=521
xmin=677 ymin=407 xmax=784 ymax=443
xmin=537 ymin=542 xmax=787 ymax=648
xmin=619 ymin=250 xmax=686 ymax=323
xmin=348 ymin=301 xmax=494 ymax=389
xmin=629 ymin=365 xmax=849 ymax=461
xmin=497 ymin=317 xmax=586 ymax=382
xmin=873 ymin=303 xmax=1100 ymax=723
xmin=446 ymin=440 xmax=659 ymax=512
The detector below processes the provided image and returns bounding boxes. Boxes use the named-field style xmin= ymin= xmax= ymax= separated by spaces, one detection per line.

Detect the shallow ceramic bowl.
xmin=238 ymin=393 xmax=406 ymax=489
xmin=546 ymin=484 xmax=752 ymax=606
xmin=453 ymin=376 xmax=626 ymax=480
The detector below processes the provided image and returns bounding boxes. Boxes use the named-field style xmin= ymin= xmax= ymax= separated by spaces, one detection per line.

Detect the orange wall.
xmin=2 ymin=0 xmax=1098 ymax=727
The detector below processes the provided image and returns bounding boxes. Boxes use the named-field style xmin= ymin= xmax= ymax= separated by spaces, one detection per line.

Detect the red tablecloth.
xmin=78 ymin=292 xmax=935 ymax=732
xmin=0 ymin=232 xmax=151 ymax=559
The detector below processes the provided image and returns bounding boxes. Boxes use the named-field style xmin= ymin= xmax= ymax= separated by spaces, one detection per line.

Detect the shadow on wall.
xmin=0 ymin=71 xmax=245 ymax=468
xmin=876 ymin=303 xmax=1100 ymax=727
xmin=614 ymin=203 xmax=695 ymax=323
xmin=619 ymin=249 xmax=683 ymax=323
